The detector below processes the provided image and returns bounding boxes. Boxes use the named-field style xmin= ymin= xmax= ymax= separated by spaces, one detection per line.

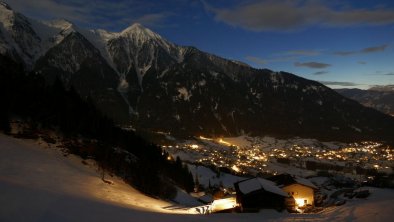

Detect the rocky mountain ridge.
xmin=1 ymin=2 xmax=394 ymax=142
xmin=336 ymin=88 xmax=394 ymax=117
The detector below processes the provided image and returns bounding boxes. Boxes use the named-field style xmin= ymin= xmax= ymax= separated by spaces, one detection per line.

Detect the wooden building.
xmin=234 ymin=177 xmax=289 ymax=212
xmin=269 ymin=174 xmax=317 ymax=208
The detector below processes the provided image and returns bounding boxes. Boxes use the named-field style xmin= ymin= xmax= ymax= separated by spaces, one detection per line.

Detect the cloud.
xmin=205 ymin=0 xmax=394 ymax=31
xmin=319 ymin=81 xmax=359 ymax=87
xmin=294 ymin=62 xmax=331 ymax=69
xmin=5 ymin=0 xmax=172 ymax=30
xmin=285 ymin=50 xmax=321 ymax=56
xmin=334 ymin=51 xmax=357 ymax=56
xmin=6 ymin=0 xmax=84 ymax=20
xmin=313 ymin=71 xmax=328 ymax=75
xmin=246 ymin=49 xmax=320 ymax=66
xmin=133 ymin=12 xmax=172 ymax=27
xmin=361 ymin=44 xmax=388 ymax=53
xmin=334 ymin=44 xmax=388 ymax=56
xmin=374 ymin=71 xmax=394 ymax=75
xmin=246 ymin=54 xmax=298 ymax=65
xmin=358 ymin=61 xmax=367 ymax=65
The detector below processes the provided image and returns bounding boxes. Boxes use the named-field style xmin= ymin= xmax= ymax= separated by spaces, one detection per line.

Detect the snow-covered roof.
xmin=294 ymin=177 xmax=318 ymax=189
xmin=269 ymin=174 xmax=318 ymax=190
xmin=199 ymin=194 xmax=213 ymax=203
xmin=237 ymin=178 xmax=287 ymax=197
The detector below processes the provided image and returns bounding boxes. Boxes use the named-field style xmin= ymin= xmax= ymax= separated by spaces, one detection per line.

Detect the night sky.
xmin=5 ymin=0 xmax=394 ymax=89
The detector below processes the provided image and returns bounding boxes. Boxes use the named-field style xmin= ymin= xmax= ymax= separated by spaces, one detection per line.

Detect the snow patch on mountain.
xmin=198 ymin=79 xmax=206 ymax=86
xmin=209 ymin=71 xmax=219 ymax=78
xmin=118 ymin=75 xmax=129 ymax=93
xmin=177 ymin=87 xmax=191 ymax=101
xmin=83 ymin=28 xmax=118 ymax=70
xmin=0 ymin=2 xmax=14 ymax=29
xmin=120 ymin=23 xmax=171 ymax=50
xmin=106 ymin=23 xmax=184 ymax=82
xmin=44 ymin=19 xmax=74 ymax=31
xmin=0 ymin=3 xmax=41 ymax=67
xmin=0 ymin=5 xmax=94 ymax=68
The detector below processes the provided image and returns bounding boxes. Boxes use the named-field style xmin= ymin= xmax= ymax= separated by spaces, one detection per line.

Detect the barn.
xmin=234 ymin=177 xmax=289 ymax=212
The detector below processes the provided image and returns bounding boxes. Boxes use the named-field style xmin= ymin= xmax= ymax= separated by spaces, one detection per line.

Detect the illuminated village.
xmin=160 ymin=136 xmax=393 ymax=213
xmin=162 ymin=136 xmax=393 ymax=179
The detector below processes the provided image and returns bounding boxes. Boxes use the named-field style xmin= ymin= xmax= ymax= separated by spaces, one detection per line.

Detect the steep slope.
xmin=0 ymin=2 xmax=41 ymax=66
xmin=0 ymin=134 xmax=190 ymax=222
xmin=336 ymin=88 xmax=394 ymax=116
xmin=242 ymin=72 xmax=394 ymax=140
xmin=2 ymin=134 xmax=394 ymax=221
xmin=106 ymin=23 xmax=184 ymax=111
xmin=135 ymin=47 xmax=257 ymax=136
xmin=137 ymin=52 xmax=394 ymax=141
xmin=33 ymin=31 xmax=130 ymax=123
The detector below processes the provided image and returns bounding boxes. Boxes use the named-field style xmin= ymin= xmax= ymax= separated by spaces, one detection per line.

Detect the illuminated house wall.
xmin=268 ymin=174 xmax=318 ymax=209
xmin=282 ymin=184 xmax=314 ymax=207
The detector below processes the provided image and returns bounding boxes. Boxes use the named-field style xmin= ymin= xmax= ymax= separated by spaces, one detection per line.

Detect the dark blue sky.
xmin=6 ymin=0 xmax=394 ymax=89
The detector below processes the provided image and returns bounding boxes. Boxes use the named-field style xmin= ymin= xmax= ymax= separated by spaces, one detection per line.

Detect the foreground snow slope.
xmin=1 ymin=134 xmax=393 ymax=222
xmin=0 ymin=134 xmax=192 ymax=221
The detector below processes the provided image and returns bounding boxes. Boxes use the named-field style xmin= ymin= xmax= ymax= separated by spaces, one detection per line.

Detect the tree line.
xmin=0 ymin=55 xmax=194 ymax=198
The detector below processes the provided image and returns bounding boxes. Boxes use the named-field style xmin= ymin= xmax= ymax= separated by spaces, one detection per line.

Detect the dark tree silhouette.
xmin=0 ymin=55 xmax=194 ymax=199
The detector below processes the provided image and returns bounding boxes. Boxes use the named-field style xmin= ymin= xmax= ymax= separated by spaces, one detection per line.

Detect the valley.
xmin=1 ymin=133 xmax=394 ymax=222
xmin=1 ymin=1 xmax=394 ymax=221
xmin=160 ymin=135 xmax=393 ymax=185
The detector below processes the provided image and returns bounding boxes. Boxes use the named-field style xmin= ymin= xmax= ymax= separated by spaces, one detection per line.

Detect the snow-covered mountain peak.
xmin=92 ymin=29 xmax=116 ymax=42
xmin=119 ymin=23 xmax=171 ymax=48
xmin=45 ymin=19 xmax=74 ymax=30
xmin=0 ymin=1 xmax=12 ymax=10
xmin=0 ymin=1 xmax=16 ymax=28
xmin=39 ymin=19 xmax=82 ymax=47
xmin=126 ymin=22 xmax=144 ymax=29
xmin=0 ymin=2 xmax=43 ymax=67
xmin=0 ymin=2 xmax=31 ymax=30
xmin=121 ymin=23 xmax=156 ymax=36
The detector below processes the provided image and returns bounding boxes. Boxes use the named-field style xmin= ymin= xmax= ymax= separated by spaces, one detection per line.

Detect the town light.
xmin=217 ymin=138 xmax=232 ymax=146
xmin=211 ymin=197 xmax=238 ymax=212
xmin=295 ymin=198 xmax=305 ymax=207
xmin=199 ymin=136 xmax=213 ymax=141
xmin=231 ymin=165 xmax=240 ymax=172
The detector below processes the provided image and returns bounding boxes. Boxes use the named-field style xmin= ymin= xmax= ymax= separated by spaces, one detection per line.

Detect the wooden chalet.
xmin=234 ymin=177 xmax=290 ymax=212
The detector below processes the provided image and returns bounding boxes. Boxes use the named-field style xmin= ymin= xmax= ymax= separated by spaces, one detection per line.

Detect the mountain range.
xmin=336 ymin=87 xmax=394 ymax=117
xmin=1 ymin=2 xmax=394 ymax=143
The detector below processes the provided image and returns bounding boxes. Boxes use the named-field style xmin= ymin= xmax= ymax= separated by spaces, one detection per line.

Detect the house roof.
xmin=236 ymin=177 xmax=288 ymax=197
xmin=198 ymin=194 xmax=213 ymax=203
xmin=293 ymin=177 xmax=318 ymax=189
xmin=268 ymin=174 xmax=317 ymax=189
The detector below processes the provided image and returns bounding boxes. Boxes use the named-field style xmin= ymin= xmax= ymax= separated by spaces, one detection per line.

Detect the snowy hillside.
xmin=1 ymin=134 xmax=394 ymax=222
xmin=0 ymin=134 xmax=192 ymax=220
